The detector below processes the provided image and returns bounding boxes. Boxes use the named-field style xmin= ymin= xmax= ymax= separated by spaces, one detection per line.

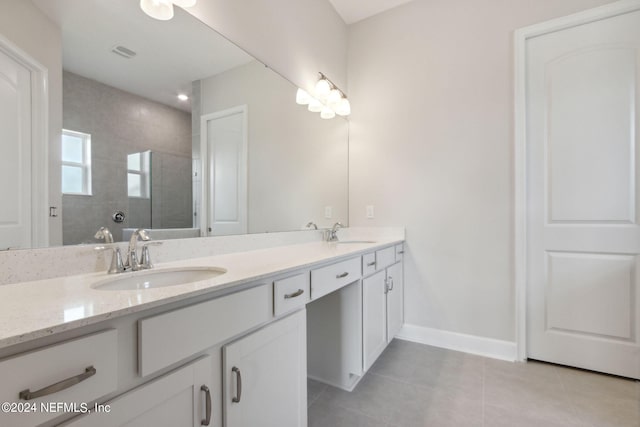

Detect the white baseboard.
xmin=396 ymin=324 xmax=518 ymax=362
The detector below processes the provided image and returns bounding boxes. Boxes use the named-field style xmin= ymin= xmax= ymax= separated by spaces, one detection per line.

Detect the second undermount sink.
xmin=92 ymin=267 xmax=227 ymax=291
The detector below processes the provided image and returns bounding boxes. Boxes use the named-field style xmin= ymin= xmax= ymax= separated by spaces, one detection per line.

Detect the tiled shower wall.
xmin=62 ymin=71 xmax=192 ymax=244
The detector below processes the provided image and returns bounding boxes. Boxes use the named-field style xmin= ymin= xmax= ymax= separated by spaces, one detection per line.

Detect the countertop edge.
xmin=0 ymin=239 xmax=404 ymax=350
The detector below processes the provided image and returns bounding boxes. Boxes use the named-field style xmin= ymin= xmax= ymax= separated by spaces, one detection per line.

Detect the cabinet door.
xmin=223 ymin=309 xmax=306 ymax=427
xmin=63 ymin=356 xmax=213 ymax=427
xmin=386 ymin=262 xmax=404 ymax=343
xmin=363 ymin=270 xmax=387 ymax=371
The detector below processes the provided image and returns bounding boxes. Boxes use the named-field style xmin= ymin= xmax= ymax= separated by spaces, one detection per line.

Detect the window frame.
xmin=61 ymin=129 xmax=92 ymax=196
xmin=127 ymin=151 xmax=151 ymax=199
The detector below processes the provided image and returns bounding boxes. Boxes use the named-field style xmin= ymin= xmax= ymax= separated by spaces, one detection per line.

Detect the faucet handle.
xmin=140 ymin=241 xmax=163 ymax=269
xmin=137 ymin=228 xmax=151 ymax=241
xmin=109 ymin=248 xmax=125 ymax=274
xmin=95 ymin=245 xmax=125 ymax=274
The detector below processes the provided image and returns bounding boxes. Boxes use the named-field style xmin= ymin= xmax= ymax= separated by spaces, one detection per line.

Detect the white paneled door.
xmin=201 ymin=106 xmax=248 ymax=236
xmin=0 ymin=48 xmax=31 ymax=250
xmin=526 ymin=9 xmax=640 ymax=378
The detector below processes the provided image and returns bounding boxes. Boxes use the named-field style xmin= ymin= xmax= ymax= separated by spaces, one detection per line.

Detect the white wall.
xmin=347 ymin=0 xmax=617 ymax=342
xmin=185 ymin=0 xmax=348 ymax=96
xmin=0 ymin=0 xmax=63 ymax=246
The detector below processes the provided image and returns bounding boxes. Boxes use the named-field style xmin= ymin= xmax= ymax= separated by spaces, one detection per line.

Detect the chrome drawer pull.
xmin=284 ymin=289 xmax=304 ymax=299
xmin=398 ymin=251 xmax=405 ymax=254
xmin=19 ymin=366 xmax=96 ymax=401
xmin=232 ymin=367 xmax=242 ymax=403
xmin=366 ymin=261 xmax=376 ymax=267
xmin=201 ymin=385 xmax=212 ymax=426
xmin=336 ymin=272 xmax=349 ymax=279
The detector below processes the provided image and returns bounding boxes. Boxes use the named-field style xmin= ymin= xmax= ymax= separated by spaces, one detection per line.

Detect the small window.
xmin=61 ymin=129 xmax=92 ymax=195
xmin=127 ymin=151 xmax=150 ymax=198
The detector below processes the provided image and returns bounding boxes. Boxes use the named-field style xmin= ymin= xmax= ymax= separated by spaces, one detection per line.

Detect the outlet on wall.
xmin=366 ymin=205 xmax=375 ymax=219
xmin=324 ymin=206 xmax=332 ymax=219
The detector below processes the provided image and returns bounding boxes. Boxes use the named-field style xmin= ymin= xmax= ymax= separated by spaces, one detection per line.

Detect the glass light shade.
xmin=315 ymin=78 xmax=331 ymax=100
xmin=140 ymin=0 xmax=174 ymax=20
xmin=172 ymin=0 xmax=197 ymax=7
xmin=296 ymin=88 xmax=311 ymax=105
xmin=320 ymin=106 xmax=335 ymax=119
xmin=336 ymin=98 xmax=351 ymax=116
xmin=308 ymin=98 xmax=323 ymax=113
xmin=327 ymin=89 xmax=342 ymax=107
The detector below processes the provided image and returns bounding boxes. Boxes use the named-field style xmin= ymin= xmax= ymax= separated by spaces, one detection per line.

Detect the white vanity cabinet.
xmin=363 ymin=270 xmax=388 ymax=371
xmin=362 ymin=244 xmax=404 ymax=371
xmin=223 ymin=309 xmax=306 ymax=427
xmin=63 ymin=356 xmax=213 ymax=427
xmin=0 ymin=330 xmax=118 ymax=427
xmin=273 ymin=273 xmax=310 ymax=316
xmin=0 ymin=238 xmax=404 ymax=427
xmin=386 ymin=260 xmax=404 ymax=343
xmin=138 ymin=285 xmax=272 ymax=377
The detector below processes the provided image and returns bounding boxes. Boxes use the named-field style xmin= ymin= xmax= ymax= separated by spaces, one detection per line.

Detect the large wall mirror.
xmin=8 ymin=0 xmax=348 ymax=248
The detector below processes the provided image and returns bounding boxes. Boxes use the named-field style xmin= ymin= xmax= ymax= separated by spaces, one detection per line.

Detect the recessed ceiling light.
xmin=177 ymin=94 xmax=189 ymax=101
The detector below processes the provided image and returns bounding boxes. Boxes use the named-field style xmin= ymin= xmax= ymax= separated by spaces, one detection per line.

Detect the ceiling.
xmin=328 ymin=0 xmax=415 ymax=24
xmin=32 ymin=0 xmax=253 ymax=111
xmin=30 ymin=0 xmax=415 ymax=111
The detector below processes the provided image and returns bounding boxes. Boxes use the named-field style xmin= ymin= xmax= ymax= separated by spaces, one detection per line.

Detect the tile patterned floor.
xmin=307 ymin=340 xmax=640 ymax=427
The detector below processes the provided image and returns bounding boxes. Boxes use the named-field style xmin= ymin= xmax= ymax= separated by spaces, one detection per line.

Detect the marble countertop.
xmin=0 ymin=238 xmax=402 ymax=350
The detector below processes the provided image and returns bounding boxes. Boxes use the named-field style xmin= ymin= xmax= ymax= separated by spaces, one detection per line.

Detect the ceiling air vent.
xmin=111 ymin=45 xmax=137 ymax=59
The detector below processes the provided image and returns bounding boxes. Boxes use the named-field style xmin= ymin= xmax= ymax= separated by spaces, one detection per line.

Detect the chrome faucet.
xmin=306 ymin=221 xmax=318 ymax=230
xmin=95 ymin=227 xmax=124 ymax=274
xmin=326 ymin=222 xmax=344 ymax=242
xmin=94 ymin=227 xmax=114 ymax=243
xmin=124 ymin=228 xmax=151 ymax=271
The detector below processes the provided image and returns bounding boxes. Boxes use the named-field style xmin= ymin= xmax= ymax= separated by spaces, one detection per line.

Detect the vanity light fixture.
xmin=308 ymin=98 xmax=323 ymax=113
xmin=296 ymin=72 xmax=350 ymax=119
xmin=320 ymin=106 xmax=336 ymax=120
xmin=177 ymin=94 xmax=189 ymax=101
xmin=172 ymin=0 xmax=197 ymax=7
xmin=296 ymin=88 xmax=311 ymax=105
xmin=326 ymin=88 xmax=342 ymax=107
xmin=315 ymin=78 xmax=331 ymax=101
xmin=335 ymin=97 xmax=351 ymax=117
xmin=140 ymin=0 xmax=197 ymax=21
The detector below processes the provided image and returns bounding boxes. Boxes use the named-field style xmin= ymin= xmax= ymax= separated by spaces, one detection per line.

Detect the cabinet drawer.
xmin=0 ymin=330 xmax=118 ymax=427
xmin=274 ymin=273 xmax=310 ymax=316
xmin=376 ymin=247 xmax=396 ymax=270
xmin=311 ymin=257 xmax=361 ymax=299
xmin=395 ymin=244 xmax=405 ymax=261
xmin=139 ymin=284 xmax=271 ymax=377
xmin=362 ymin=252 xmax=377 ymax=276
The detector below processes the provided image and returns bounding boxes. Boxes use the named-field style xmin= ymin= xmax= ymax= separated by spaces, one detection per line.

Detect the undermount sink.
xmin=92 ymin=267 xmax=227 ymax=291
xmin=335 ymin=240 xmax=377 ymax=244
